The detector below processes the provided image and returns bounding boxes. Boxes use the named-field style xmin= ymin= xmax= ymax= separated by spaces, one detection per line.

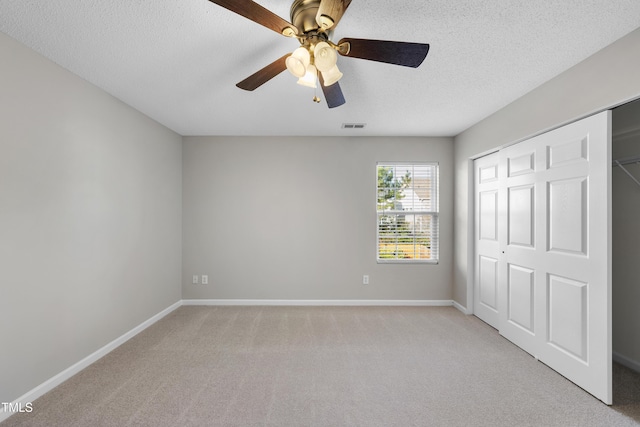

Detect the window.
xmin=377 ymin=163 xmax=439 ymax=263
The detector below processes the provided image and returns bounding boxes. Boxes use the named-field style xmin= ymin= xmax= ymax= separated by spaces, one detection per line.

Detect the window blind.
xmin=376 ymin=163 xmax=439 ymax=263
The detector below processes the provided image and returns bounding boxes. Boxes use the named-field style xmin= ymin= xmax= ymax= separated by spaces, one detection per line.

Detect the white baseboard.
xmin=182 ymin=299 xmax=455 ymax=307
xmin=452 ymin=300 xmax=470 ymax=314
xmin=0 ymin=300 xmax=182 ymax=423
xmin=613 ymin=351 xmax=640 ymax=373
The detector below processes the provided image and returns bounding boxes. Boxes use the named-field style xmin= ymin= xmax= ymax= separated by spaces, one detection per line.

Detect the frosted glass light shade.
xmin=297 ymin=64 xmax=318 ymax=88
xmin=320 ymin=64 xmax=343 ymax=86
xmin=313 ymin=42 xmax=337 ymax=72
xmin=286 ymin=47 xmax=310 ymax=78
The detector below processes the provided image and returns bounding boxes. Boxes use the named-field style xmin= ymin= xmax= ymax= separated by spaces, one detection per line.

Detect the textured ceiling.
xmin=2 ymin=1 xmax=640 ymax=137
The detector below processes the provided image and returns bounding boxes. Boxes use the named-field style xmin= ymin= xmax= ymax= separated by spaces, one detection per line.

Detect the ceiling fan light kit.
xmin=297 ymin=64 xmax=318 ymax=88
xmin=285 ymin=47 xmax=310 ymax=78
xmin=313 ymin=42 xmax=338 ymax=72
xmin=209 ymin=0 xmax=430 ymax=108
xmin=320 ymin=64 xmax=343 ymax=86
xmin=287 ymin=41 xmax=342 ymax=88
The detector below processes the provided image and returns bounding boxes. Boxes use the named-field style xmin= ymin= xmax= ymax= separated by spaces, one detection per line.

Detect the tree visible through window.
xmin=377 ymin=163 xmax=439 ymax=262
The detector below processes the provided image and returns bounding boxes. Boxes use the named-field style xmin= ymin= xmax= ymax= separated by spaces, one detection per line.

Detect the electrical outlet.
xmin=202 ymin=275 xmax=209 ymax=285
xmin=192 ymin=275 xmax=198 ymax=284
xmin=363 ymin=275 xmax=369 ymax=285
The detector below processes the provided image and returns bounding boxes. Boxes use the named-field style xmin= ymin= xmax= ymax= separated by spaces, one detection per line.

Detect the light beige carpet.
xmin=3 ymin=306 xmax=640 ymax=426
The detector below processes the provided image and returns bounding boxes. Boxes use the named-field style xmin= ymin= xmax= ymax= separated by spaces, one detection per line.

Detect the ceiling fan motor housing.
xmin=290 ymin=0 xmax=325 ymax=34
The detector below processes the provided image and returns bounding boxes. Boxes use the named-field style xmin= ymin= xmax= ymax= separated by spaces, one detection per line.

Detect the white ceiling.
xmin=2 ymin=1 xmax=640 ymax=137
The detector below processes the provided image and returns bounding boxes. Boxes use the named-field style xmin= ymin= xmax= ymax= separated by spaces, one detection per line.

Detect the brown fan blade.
xmin=316 ymin=0 xmax=352 ymax=31
xmin=319 ymin=73 xmax=346 ymax=108
xmin=337 ymin=38 xmax=429 ymax=68
xmin=208 ymin=0 xmax=298 ymax=37
xmin=236 ymin=54 xmax=290 ymax=91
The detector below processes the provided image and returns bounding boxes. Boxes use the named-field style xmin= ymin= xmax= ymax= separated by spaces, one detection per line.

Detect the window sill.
xmin=377 ymin=259 xmax=439 ymax=265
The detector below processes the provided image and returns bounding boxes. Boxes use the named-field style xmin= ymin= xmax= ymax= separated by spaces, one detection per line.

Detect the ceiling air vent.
xmin=342 ymin=123 xmax=366 ymax=129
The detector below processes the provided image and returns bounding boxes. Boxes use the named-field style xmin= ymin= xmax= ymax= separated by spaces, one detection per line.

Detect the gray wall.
xmin=453 ymin=27 xmax=640 ymax=309
xmin=0 ymin=32 xmax=183 ymax=402
xmin=612 ymin=101 xmax=640 ymax=367
xmin=183 ymin=136 xmax=453 ymax=301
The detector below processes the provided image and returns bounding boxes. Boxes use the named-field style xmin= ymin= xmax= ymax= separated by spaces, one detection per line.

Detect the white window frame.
xmin=376 ymin=162 xmax=439 ymax=264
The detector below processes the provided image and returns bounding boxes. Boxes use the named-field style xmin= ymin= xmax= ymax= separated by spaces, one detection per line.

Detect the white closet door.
xmin=498 ymin=137 xmax=540 ymax=357
xmin=535 ymin=111 xmax=612 ymax=404
xmin=473 ymin=152 xmax=501 ymax=329
xmin=497 ymin=111 xmax=612 ymax=404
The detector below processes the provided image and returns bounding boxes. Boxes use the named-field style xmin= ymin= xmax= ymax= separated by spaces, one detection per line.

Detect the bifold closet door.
xmin=473 ymin=152 xmax=501 ymax=329
xmin=474 ymin=111 xmax=612 ymax=404
xmin=497 ymin=135 xmax=540 ymax=358
xmin=532 ymin=111 xmax=611 ymax=405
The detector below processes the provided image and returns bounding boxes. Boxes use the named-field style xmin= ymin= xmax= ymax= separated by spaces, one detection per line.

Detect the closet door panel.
xmin=535 ymin=111 xmax=611 ymax=405
xmin=496 ymin=111 xmax=611 ymax=404
xmin=479 ymin=190 xmax=498 ymax=241
xmin=498 ymin=138 xmax=540 ymax=356
xmin=479 ymin=256 xmax=498 ymax=310
xmin=548 ymin=178 xmax=587 ymax=255
xmin=507 ymin=263 xmax=535 ymax=333
xmin=474 ymin=152 xmax=501 ymax=328
xmin=547 ymin=274 xmax=588 ymax=361
xmin=508 ymin=185 xmax=535 ymax=247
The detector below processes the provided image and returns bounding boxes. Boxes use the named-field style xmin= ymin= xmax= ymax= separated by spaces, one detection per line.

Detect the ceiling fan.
xmin=208 ymin=0 xmax=430 ymax=108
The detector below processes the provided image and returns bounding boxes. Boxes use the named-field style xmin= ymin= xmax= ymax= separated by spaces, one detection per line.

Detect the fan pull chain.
xmin=313 ymin=68 xmax=321 ymax=104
